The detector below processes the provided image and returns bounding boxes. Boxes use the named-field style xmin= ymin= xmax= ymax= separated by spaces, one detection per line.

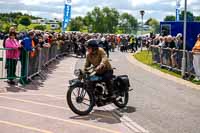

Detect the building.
xmin=31 ymin=18 xmax=60 ymax=30
xmin=31 ymin=19 xmax=47 ymax=25
xmin=47 ymin=19 xmax=60 ymax=30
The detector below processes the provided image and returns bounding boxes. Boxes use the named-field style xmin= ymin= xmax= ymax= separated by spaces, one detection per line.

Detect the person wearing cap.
xmin=192 ymin=34 xmax=200 ymax=81
xmin=84 ymin=39 xmax=113 ymax=95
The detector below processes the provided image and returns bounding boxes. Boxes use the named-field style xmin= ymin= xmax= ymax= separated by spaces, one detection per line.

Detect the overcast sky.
xmin=0 ymin=0 xmax=199 ymax=21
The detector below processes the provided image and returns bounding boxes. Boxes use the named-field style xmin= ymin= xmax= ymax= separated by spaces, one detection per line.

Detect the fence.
xmin=0 ymin=40 xmax=71 ymax=84
xmin=150 ymin=45 xmax=196 ymax=77
xmin=0 ymin=48 xmax=25 ymax=81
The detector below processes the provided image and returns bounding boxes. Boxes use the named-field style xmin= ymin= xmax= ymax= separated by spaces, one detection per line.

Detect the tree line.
xmin=68 ymin=7 xmax=200 ymax=34
xmin=68 ymin=7 xmax=138 ymax=34
xmin=164 ymin=11 xmax=200 ymax=22
xmin=0 ymin=8 xmax=200 ymax=34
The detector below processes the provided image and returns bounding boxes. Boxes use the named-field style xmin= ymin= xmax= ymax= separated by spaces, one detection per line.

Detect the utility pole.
xmin=140 ymin=10 xmax=145 ymax=51
xmin=181 ymin=0 xmax=187 ymax=78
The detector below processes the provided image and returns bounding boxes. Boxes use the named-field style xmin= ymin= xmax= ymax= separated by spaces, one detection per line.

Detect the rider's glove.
xmin=95 ymin=63 xmax=105 ymax=72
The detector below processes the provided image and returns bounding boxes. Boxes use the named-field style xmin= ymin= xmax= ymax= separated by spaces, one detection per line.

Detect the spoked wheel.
xmin=113 ymin=91 xmax=129 ymax=108
xmin=67 ymin=87 xmax=94 ymax=116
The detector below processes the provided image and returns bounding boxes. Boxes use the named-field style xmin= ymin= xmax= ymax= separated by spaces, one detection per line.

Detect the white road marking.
xmin=0 ymin=120 xmax=53 ymax=133
xmin=0 ymin=106 xmax=120 ymax=133
xmin=105 ymin=105 xmax=149 ymax=133
xmin=0 ymin=95 xmax=117 ymax=120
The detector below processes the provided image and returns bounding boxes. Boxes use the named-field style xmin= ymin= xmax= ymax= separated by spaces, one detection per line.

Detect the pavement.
xmin=1 ymin=49 xmax=200 ymax=133
xmin=108 ymin=51 xmax=200 ymax=133
xmin=0 ymin=55 xmax=146 ymax=133
xmin=126 ymin=52 xmax=200 ymax=90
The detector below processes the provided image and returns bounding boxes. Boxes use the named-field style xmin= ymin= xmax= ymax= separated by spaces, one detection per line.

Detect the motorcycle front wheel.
xmin=67 ymin=86 xmax=94 ymax=116
xmin=113 ymin=91 xmax=129 ymax=108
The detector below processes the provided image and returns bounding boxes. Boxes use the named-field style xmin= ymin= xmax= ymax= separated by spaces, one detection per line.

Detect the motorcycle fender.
xmin=69 ymin=79 xmax=83 ymax=88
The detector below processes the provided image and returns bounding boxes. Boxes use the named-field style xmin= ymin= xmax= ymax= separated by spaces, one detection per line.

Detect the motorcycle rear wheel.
xmin=113 ymin=91 xmax=129 ymax=108
xmin=67 ymin=87 xmax=94 ymax=116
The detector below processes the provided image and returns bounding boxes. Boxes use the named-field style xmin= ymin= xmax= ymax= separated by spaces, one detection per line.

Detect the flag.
xmin=62 ymin=0 xmax=72 ymax=32
xmin=176 ymin=0 xmax=181 ymax=21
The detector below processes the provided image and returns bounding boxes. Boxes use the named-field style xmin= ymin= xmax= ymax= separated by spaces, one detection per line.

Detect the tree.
xmin=3 ymin=23 xmax=11 ymax=33
xmin=102 ymin=7 xmax=119 ymax=33
xmin=145 ymin=18 xmax=153 ymax=25
xmin=119 ymin=13 xmax=138 ymax=34
xmin=89 ymin=7 xmax=105 ymax=33
xmin=83 ymin=7 xmax=120 ymax=33
xmin=180 ymin=11 xmax=194 ymax=21
xmin=148 ymin=18 xmax=160 ymax=33
xmin=195 ymin=16 xmax=200 ymax=22
xmin=19 ymin=16 xmax=31 ymax=26
xmin=0 ymin=20 xmax=3 ymax=30
xmin=68 ymin=16 xmax=84 ymax=31
xmin=164 ymin=16 xmax=176 ymax=21
xmin=34 ymin=25 xmax=46 ymax=31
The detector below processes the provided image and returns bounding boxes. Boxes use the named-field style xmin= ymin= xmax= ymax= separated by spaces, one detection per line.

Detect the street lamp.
xmin=140 ymin=10 xmax=145 ymax=51
xmin=181 ymin=0 xmax=187 ymax=78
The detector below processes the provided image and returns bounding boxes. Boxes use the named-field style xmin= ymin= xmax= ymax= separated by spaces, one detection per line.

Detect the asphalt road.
xmin=75 ymin=50 xmax=200 ymax=133
xmin=0 ymin=56 xmax=137 ymax=133
xmin=0 ymin=48 xmax=200 ymax=133
xmin=107 ymin=51 xmax=200 ymax=133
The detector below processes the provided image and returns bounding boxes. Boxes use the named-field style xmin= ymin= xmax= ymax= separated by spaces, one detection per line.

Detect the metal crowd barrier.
xmin=186 ymin=51 xmax=195 ymax=76
xmin=151 ymin=46 xmax=161 ymax=64
xmin=0 ymin=48 xmax=27 ymax=83
xmin=0 ymin=41 xmax=72 ymax=84
xmin=27 ymin=41 xmax=71 ymax=80
xmin=150 ymin=45 xmax=196 ymax=77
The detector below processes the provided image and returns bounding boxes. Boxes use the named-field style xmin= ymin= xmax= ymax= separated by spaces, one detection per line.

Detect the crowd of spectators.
xmin=2 ymin=27 xmax=142 ymax=85
xmin=150 ymin=33 xmax=200 ymax=81
xmin=1 ymin=26 xmax=200 ymax=83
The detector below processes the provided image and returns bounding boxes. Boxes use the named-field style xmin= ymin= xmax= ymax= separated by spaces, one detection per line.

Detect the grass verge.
xmin=134 ymin=50 xmax=200 ymax=85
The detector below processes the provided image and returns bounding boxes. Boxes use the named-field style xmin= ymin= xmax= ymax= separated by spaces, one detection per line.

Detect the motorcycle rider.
xmin=84 ymin=39 xmax=113 ymax=96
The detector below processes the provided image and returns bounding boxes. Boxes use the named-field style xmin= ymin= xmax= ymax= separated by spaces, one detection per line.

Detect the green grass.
xmin=191 ymin=80 xmax=200 ymax=85
xmin=134 ymin=50 xmax=200 ymax=84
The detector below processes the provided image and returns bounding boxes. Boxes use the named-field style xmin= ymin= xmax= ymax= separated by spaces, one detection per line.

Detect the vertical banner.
xmin=62 ymin=0 xmax=72 ymax=32
xmin=176 ymin=0 xmax=181 ymax=21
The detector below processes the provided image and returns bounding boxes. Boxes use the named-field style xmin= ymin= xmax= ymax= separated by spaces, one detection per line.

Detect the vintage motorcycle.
xmin=66 ymin=67 xmax=132 ymax=116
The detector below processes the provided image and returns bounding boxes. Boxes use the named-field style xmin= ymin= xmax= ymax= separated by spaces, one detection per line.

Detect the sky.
xmin=0 ymin=0 xmax=200 ymax=21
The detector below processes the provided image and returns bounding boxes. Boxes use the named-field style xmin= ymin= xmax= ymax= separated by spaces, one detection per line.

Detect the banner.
xmin=176 ymin=0 xmax=181 ymax=21
xmin=62 ymin=0 xmax=72 ymax=32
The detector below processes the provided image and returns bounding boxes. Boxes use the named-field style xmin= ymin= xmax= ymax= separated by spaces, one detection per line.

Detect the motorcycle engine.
xmin=95 ymin=83 xmax=106 ymax=95
xmin=95 ymin=83 xmax=107 ymax=107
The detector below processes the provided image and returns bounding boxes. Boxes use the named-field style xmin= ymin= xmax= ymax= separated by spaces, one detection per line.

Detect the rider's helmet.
xmin=87 ymin=39 xmax=99 ymax=48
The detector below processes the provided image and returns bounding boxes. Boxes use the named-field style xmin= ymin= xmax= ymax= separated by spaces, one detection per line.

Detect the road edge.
xmin=126 ymin=53 xmax=200 ymax=91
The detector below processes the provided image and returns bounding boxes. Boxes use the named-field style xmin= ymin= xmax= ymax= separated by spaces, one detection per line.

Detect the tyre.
xmin=67 ymin=86 xmax=94 ymax=116
xmin=113 ymin=91 xmax=129 ymax=108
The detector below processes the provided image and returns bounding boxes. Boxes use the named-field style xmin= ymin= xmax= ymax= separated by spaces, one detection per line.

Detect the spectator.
xmin=20 ymin=31 xmax=35 ymax=84
xmin=99 ymin=37 xmax=109 ymax=57
xmin=175 ymin=33 xmax=183 ymax=50
xmin=166 ymin=35 xmax=176 ymax=49
xmin=129 ymin=35 xmax=135 ymax=53
xmin=5 ymin=32 xmax=21 ymax=85
xmin=116 ymin=35 xmax=121 ymax=50
xmin=3 ymin=27 xmax=16 ymax=48
xmin=171 ymin=34 xmax=183 ymax=68
xmin=39 ymin=35 xmax=50 ymax=48
xmin=135 ymin=37 xmax=139 ymax=51
xmin=158 ymin=36 xmax=165 ymax=48
xmin=192 ymin=34 xmax=200 ymax=81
